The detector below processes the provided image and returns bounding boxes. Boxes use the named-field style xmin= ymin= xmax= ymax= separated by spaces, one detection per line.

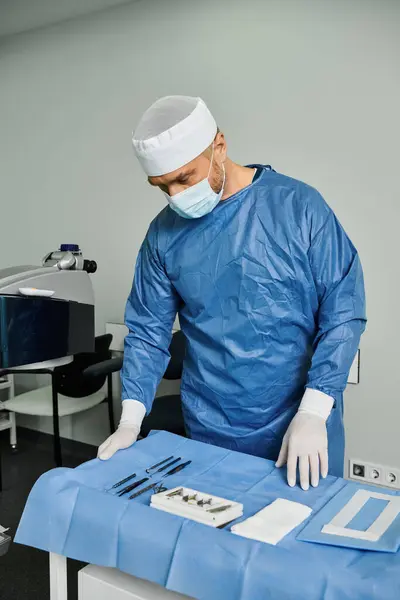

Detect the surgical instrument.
xmin=208 ymin=504 xmax=233 ymax=514
xmin=129 ymin=461 xmax=192 ymax=499
xmin=109 ymin=472 xmax=136 ymax=490
xmin=154 ymin=457 xmax=181 ymax=473
xmin=118 ymin=477 xmax=149 ymax=497
xmin=145 ymin=456 xmax=174 ymax=474
xmin=197 ymin=498 xmax=212 ymax=507
xmin=166 ymin=488 xmax=184 ymax=498
xmin=117 ymin=459 xmax=182 ymax=496
xmin=182 ymin=493 xmax=197 ymax=503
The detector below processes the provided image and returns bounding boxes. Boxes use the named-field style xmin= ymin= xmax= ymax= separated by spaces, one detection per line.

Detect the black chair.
xmin=85 ymin=330 xmax=187 ymax=439
xmin=141 ymin=330 xmax=186 ymax=438
xmin=2 ymin=334 xmax=116 ymax=468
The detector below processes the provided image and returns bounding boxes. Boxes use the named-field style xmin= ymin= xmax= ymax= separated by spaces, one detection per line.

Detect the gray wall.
xmin=0 ymin=0 xmax=399 ymax=468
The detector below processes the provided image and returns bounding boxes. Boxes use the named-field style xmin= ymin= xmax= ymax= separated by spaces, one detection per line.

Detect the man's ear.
xmin=215 ymin=131 xmax=227 ymax=162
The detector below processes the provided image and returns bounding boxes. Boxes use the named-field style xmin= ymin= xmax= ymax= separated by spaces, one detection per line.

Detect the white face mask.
xmin=164 ymin=147 xmax=225 ymax=219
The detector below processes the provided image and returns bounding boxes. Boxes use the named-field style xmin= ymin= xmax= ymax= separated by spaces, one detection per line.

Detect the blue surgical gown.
xmin=122 ymin=166 xmax=366 ymax=476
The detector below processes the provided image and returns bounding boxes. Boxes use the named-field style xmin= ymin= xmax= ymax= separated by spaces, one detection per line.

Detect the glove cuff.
xmin=299 ymin=388 xmax=334 ymax=421
xmin=120 ymin=399 xmax=146 ymax=429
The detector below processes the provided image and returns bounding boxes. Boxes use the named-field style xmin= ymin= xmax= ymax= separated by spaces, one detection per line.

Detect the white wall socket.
xmin=349 ymin=458 xmax=400 ymax=490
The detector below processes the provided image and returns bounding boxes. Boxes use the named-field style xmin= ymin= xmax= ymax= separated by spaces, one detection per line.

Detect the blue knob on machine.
xmin=60 ymin=244 xmax=80 ymax=252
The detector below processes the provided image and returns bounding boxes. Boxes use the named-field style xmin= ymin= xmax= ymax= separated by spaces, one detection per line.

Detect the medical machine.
xmin=0 ymin=245 xmax=96 ymax=370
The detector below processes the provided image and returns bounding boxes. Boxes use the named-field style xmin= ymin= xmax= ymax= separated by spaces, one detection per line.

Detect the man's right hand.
xmin=98 ymin=424 xmax=140 ymax=460
xmin=97 ymin=400 xmax=146 ymax=460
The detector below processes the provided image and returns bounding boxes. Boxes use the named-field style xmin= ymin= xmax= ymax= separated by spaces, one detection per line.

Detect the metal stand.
xmin=0 ymin=374 xmax=17 ymax=489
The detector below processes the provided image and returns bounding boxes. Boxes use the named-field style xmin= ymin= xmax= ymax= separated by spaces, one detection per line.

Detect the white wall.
xmin=0 ymin=0 xmax=137 ymax=37
xmin=0 ymin=0 xmax=399 ymax=466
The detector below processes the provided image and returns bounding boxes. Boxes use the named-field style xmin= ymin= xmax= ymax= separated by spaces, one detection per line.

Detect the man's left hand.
xmin=276 ymin=411 xmax=328 ymax=491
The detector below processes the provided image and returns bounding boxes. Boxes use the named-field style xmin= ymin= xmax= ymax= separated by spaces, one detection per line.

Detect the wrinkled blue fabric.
xmin=15 ymin=433 xmax=400 ymax=600
xmin=122 ymin=166 xmax=366 ymax=475
xmin=298 ymin=483 xmax=400 ymax=552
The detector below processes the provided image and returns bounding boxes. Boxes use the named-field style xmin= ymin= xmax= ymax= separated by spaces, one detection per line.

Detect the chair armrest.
xmin=83 ymin=357 xmax=123 ymax=378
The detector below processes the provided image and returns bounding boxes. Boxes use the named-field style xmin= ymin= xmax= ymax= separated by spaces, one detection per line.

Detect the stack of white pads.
xmin=231 ymin=499 xmax=312 ymax=545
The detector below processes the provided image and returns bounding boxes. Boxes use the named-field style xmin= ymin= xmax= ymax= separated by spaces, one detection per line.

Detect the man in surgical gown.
xmin=99 ymin=96 xmax=366 ymax=490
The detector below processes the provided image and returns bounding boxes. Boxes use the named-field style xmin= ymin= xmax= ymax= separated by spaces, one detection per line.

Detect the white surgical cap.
xmin=132 ymin=96 xmax=217 ymax=176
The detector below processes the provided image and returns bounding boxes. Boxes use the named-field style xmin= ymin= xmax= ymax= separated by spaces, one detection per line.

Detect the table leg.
xmin=50 ymin=553 xmax=68 ymax=600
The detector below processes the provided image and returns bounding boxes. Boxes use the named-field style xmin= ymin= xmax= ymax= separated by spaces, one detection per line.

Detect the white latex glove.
xmin=98 ymin=400 xmax=146 ymax=460
xmin=275 ymin=389 xmax=333 ymax=491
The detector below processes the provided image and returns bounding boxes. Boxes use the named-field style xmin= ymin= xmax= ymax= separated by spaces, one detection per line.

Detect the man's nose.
xmin=167 ymin=184 xmax=186 ymax=197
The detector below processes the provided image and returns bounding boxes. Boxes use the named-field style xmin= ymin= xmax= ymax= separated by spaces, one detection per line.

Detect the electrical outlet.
xmin=368 ymin=467 xmax=381 ymax=482
xmin=349 ymin=459 xmax=400 ymax=490
xmin=384 ymin=468 xmax=400 ymax=489
xmin=351 ymin=462 xmax=365 ymax=478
